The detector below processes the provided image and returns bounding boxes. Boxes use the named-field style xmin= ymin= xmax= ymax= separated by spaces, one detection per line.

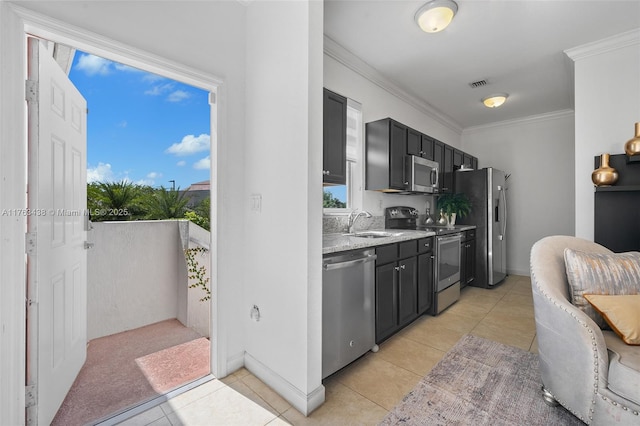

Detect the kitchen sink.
xmin=348 ymin=231 xmax=400 ymax=239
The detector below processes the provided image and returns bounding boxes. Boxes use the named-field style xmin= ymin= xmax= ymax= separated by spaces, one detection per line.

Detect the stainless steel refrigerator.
xmin=455 ymin=167 xmax=507 ymax=288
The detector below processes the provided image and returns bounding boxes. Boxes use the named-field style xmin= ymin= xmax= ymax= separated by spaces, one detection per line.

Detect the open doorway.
xmin=24 ymin=31 xmax=220 ymax=426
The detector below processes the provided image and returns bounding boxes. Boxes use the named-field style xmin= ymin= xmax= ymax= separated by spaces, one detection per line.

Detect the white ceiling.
xmin=324 ymin=0 xmax=640 ymax=130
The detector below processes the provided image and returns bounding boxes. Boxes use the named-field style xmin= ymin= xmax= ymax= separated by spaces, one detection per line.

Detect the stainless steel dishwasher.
xmin=322 ymin=248 xmax=378 ymax=378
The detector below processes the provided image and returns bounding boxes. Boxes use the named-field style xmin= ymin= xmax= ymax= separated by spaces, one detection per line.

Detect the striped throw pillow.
xmin=564 ymin=249 xmax=640 ymax=329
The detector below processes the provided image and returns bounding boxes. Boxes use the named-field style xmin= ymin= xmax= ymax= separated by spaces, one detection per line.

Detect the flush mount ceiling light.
xmin=482 ymin=94 xmax=508 ymax=108
xmin=415 ymin=0 xmax=458 ymax=33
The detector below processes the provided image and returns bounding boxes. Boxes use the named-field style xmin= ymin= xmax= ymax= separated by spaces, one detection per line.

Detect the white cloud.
xmin=147 ymin=171 xmax=162 ymax=179
xmin=176 ymin=160 xmax=187 ymax=167
xmin=135 ymin=178 xmax=155 ymax=186
xmin=143 ymin=74 xmax=165 ymax=83
xmin=87 ymin=162 xmax=115 ymax=182
xmin=167 ymin=90 xmax=190 ymax=103
xmin=165 ymin=134 xmax=210 ymax=156
xmin=114 ymin=63 xmax=142 ymax=73
xmin=144 ymin=83 xmax=174 ymax=96
xmin=75 ymin=54 xmax=112 ymax=76
xmin=193 ymin=156 xmax=210 ymax=170
xmin=117 ymin=120 xmax=128 ymax=128
xmin=75 ymin=54 xmax=148 ymax=77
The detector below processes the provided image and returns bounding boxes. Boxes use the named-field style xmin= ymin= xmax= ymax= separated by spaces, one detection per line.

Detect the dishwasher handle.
xmin=323 ymin=254 xmax=377 ymax=271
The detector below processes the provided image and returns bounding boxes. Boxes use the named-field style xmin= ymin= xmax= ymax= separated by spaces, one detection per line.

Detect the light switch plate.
xmin=250 ymin=194 xmax=262 ymax=212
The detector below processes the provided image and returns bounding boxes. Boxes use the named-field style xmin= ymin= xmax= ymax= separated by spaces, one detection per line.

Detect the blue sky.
xmin=68 ymin=51 xmax=211 ymax=190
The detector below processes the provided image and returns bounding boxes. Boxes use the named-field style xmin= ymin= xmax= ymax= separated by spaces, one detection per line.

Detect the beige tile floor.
xmin=118 ymin=275 xmax=537 ymax=425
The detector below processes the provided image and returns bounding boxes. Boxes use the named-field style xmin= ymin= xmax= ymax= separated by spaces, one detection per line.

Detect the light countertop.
xmin=323 ymin=225 xmax=476 ymax=255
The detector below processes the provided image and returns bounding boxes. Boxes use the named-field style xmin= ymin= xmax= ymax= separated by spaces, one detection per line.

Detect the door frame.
xmin=13 ymin=2 xmax=226 ymax=398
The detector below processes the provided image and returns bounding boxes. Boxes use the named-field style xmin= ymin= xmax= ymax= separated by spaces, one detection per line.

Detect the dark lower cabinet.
xmin=417 ymin=252 xmax=434 ymax=314
xmin=595 ymin=191 xmax=640 ymax=252
xmin=593 ymin=154 xmax=640 ymax=252
xmin=417 ymin=236 xmax=434 ymax=314
xmin=375 ymin=262 xmax=398 ymax=341
xmin=375 ymin=238 xmax=433 ymax=343
xmin=460 ymin=230 xmax=476 ymax=288
xmin=397 ymin=256 xmax=418 ymax=327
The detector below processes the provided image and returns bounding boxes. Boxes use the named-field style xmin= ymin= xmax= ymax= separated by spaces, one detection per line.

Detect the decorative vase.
xmin=446 ymin=213 xmax=456 ymax=229
xmin=437 ymin=210 xmax=447 ymax=225
xmin=624 ymin=122 xmax=640 ymax=157
xmin=591 ymin=153 xmax=618 ymax=186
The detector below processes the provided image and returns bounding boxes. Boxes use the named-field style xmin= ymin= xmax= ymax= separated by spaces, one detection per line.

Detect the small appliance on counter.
xmin=385 ymin=206 xmax=462 ymax=314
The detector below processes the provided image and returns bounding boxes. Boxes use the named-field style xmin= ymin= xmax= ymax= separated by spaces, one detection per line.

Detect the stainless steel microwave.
xmin=406 ymin=155 xmax=439 ymax=193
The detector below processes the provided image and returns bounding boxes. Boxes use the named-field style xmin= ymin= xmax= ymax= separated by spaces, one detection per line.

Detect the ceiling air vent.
xmin=468 ymin=79 xmax=487 ymax=88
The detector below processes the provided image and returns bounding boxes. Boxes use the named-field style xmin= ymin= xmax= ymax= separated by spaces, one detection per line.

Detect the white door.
xmin=25 ymin=38 xmax=88 ymax=426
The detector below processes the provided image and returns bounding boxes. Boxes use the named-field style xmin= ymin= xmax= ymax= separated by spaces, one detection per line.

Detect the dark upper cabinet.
xmin=366 ymin=117 xmax=479 ymax=192
xmin=406 ymin=128 xmax=422 ymax=157
xmin=462 ymin=152 xmax=479 ymax=171
xmin=389 ymin=121 xmax=407 ymax=189
xmin=442 ymin=144 xmax=454 ymax=193
xmin=407 ymin=128 xmax=433 ymax=159
xmin=453 ymin=149 xmax=464 ymax=169
xmin=366 ymin=118 xmax=408 ymax=191
xmin=433 ymin=139 xmax=444 ymax=192
xmin=323 ymin=88 xmax=347 ymax=185
xmin=421 ymin=135 xmax=435 ymax=160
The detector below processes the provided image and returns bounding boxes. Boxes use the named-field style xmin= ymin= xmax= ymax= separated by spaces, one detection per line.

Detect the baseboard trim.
xmin=244 ymin=352 xmax=325 ymax=415
xmin=224 ymin=350 xmax=245 ymax=377
xmin=507 ymin=269 xmax=530 ymax=277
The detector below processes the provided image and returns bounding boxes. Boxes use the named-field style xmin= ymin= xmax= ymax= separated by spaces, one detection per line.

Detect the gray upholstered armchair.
xmin=530 ymin=235 xmax=640 ymax=425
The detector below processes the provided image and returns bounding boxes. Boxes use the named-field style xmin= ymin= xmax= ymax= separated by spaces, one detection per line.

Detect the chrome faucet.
xmin=347 ymin=210 xmax=372 ymax=234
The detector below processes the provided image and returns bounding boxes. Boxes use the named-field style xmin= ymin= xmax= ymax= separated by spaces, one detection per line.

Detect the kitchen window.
xmin=324 ymin=98 xmax=363 ymax=213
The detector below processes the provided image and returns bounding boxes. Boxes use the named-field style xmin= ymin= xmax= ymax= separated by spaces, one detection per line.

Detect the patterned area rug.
xmin=381 ymin=335 xmax=585 ymax=425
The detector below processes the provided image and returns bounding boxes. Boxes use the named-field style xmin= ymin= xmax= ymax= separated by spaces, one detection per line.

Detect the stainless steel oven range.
xmin=433 ymin=232 xmax=462 ymax=314
xmin=385 ymin=206 xmax=462 ymax=314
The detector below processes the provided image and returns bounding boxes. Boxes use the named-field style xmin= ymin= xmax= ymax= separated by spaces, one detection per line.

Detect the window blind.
xmin=346 ymin=99 xmax=362 ymax=163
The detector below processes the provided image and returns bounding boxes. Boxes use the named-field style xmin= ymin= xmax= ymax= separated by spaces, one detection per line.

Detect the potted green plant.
xmin=437 ymin=193 xmax=472 ymax=228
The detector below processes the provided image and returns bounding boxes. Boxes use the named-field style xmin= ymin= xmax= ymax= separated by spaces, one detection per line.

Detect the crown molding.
xmin=323 ymin=35 xmax=462 ymax=135
xmin=462 ymin=109 xmax=574 ymax=134
xmin=565 ymin=28 xmax=640 ymax=62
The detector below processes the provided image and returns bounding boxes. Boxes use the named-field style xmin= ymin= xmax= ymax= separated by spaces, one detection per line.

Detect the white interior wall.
xmin=461 ymin=112 xmax=575 ymax=276
xmin=243 ymin=1 xmax=324 ymax=414
xmin=323 ymin=54 xmax=461 ymax=217
xmin=568 ymin=30 xmax=640 ymax=240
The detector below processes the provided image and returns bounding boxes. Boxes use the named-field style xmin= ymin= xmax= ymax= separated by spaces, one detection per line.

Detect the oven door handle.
xmin=437 ymin=234 xmax=462 ymax=244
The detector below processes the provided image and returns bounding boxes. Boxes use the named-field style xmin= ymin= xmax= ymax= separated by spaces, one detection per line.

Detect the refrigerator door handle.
xmin=499 ymin=185 xmax=507 ymax=239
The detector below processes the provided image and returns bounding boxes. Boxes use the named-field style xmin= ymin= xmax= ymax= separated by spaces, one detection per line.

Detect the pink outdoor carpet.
xmin=52 ymin=319 xmax=210 ymax=426
xmin=136 ymin=337 xmax=210 ymax=393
